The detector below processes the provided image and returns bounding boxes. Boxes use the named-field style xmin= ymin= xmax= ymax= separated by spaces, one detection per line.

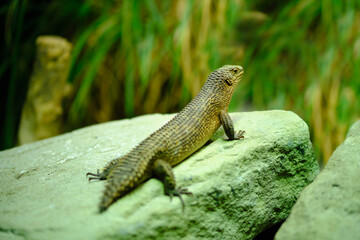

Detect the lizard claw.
xmin=168 ymin=187 xmax=193 ymax=212
xmin=234 ymin=130 xmax=245 ymax=140
xmin=86 ymin=169 xmax=104 ymax=182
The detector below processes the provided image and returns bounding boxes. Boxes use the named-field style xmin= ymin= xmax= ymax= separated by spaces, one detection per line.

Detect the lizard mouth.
xmin=237 ymin=70 xmax=244 ymax=80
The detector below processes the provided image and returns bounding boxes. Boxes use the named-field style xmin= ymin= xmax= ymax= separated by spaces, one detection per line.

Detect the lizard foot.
xmin=234 ymin=130 xmax=245 ymax=140
xmin=86 ymin=169 xmax=106 ymax=182
xmin=168 ymin=187 xmax=193 ymax=212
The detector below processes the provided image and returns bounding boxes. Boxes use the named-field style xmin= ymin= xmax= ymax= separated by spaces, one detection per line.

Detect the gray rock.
xmin=275 ymin=120 xmax=360 ymax=240
xmin=0 ymin=111 xmax=318 ymax=240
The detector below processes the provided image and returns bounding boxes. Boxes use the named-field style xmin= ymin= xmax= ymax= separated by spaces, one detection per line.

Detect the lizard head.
xmin=203 ymin=65 xmax=244 ymax=108
xmin=208 ymin=64 xmax=244 ymax=91
xmin=208 ymin=65 xmax=244 ymax=87
xmin=218 ymin=65 xmax=244 ymax=86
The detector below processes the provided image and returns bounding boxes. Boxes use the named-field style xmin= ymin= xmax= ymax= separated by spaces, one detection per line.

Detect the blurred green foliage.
xmin=1 ymin=0 xmax=359 ymax=166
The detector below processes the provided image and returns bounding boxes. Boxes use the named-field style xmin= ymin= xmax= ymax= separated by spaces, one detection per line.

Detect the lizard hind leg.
xmin=153 ymin=159 xmax=193 ymax=212
xmin=86 ymin=156 xmax=124 ymax=182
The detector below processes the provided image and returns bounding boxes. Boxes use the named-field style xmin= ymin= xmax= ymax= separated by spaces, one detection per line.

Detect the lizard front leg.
xmin=220 ymin=110 xmax=245 ymax=140
xmin=153 ymin=159 xmax=192 ymax=212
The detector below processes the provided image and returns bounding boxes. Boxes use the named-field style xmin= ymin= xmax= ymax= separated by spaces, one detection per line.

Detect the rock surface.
xmin=275 ymin=120 xmax=360 ymax=240
xmin=0 ymin=111 xmax=319 ymax=240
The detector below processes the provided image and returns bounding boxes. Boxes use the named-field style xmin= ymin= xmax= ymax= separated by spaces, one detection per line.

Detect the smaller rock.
xmin=275 ymin=120 xmax=360 ymax=240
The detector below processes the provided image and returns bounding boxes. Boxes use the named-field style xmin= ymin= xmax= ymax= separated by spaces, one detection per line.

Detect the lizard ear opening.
xmin=225 ymin=78 xmax=233 ymax=86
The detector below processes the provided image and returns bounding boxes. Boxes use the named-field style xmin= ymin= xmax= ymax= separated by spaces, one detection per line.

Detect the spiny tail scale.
xmin=98 ymin=139 xmax=160 ymax=212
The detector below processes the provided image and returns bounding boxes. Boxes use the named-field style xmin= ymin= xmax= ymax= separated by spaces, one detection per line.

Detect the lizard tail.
xmin=98 ymin=156 xmax=152 ymax=212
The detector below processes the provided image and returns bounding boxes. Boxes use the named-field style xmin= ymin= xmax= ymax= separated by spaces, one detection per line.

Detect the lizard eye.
xmin=233 ymin=68 xmax=238 ymax=74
